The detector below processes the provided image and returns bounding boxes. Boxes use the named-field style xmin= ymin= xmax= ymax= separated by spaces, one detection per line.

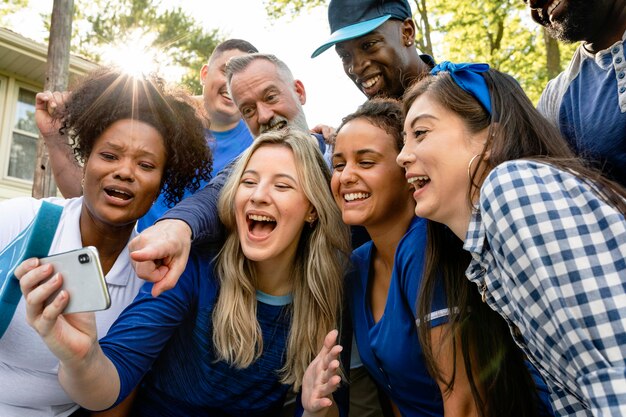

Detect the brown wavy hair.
xmin=404 ymin=68 xmax=626 ymax=417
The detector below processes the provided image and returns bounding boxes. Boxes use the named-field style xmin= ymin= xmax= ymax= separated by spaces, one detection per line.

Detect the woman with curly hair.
xmin=0 ymin=66 xmax=211 ymax=417
xmin=17 ymin=129 xmax=351 ymax=417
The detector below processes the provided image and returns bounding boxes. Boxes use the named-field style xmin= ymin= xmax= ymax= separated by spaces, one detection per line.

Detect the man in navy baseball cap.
xmin=312 ymin=0 xmax=433 ymax=99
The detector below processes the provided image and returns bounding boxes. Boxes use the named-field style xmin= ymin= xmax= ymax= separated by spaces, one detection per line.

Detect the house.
xmin=0 ymin=27 xmax=97 ymax=201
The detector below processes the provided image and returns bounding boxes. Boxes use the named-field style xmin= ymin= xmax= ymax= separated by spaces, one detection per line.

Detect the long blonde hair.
xmin=213 ymin=129 xmax=350 ymax=390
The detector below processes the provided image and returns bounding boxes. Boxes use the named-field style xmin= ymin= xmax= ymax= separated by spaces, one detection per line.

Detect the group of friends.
xmin=0 ymin=0 xmax=625 ymax=416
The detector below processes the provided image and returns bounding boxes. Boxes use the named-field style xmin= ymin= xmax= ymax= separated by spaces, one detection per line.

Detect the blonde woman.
xmin=17 ymin=129 xmax=350 ymax=417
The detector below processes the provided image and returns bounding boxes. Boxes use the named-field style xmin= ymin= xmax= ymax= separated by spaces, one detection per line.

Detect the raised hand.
xmin=35 ymin=91 xmax=68 ymax=137
xmin=301 ymin=329 xmax=343 ymax=417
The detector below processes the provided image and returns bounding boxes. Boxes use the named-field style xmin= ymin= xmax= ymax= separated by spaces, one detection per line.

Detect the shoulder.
xmin=480 ymin=159 xmax=622 ymax=237
xmin=0 ymin=197 xmax=70 ymax=249
xmin=537 ymin=44 xmax=587 ymax=119
xmin=481 ymin=160 xmax=574 ymax=213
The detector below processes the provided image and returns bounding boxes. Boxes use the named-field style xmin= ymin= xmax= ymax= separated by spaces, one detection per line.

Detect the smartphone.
xmin=40 ymin=246 xmax=111 ymax=313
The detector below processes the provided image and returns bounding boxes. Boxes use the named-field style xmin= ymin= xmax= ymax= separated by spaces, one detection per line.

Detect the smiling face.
xmin=81 ymin=119 xmax=166 ymax=229
xmin=331 ymin=118 xmax=412 ymax=230
xmin=335 ymin=19 xmax=417 ymax=99
xmin=397 ymin=94 xmax=488 ymax=235
xmin=234 ymin=144 xmax=315 ymax=268
xmin=229 ymin=59 xmax=308 ymax=137
xmin=523 ymin=0 xmax=598 ymax=42
xmin=201 ymin=48 xmax=250 ymax=127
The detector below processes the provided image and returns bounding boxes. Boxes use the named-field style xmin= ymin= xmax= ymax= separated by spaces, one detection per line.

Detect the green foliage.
xmin=70 ymin=0 xmax=221 ymax=94
xmin=264 ymin=0 xmax=327 ymax=20
xmin=17 ymin=0 xmax=221 ymax=94
xmin=0 ymin=0 xmax=28 ymax=19
xmin=264 ymin=0 xmax=578 ymax=104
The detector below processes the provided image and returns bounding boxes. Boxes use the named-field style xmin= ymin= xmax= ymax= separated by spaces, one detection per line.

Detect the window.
xmin=7 ymin=88 xmax=38 ymax=181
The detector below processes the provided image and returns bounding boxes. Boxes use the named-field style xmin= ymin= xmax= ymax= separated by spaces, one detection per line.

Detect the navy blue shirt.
xmin=101 ymin=251 xmax=293 ymax=416
xmin=347 ymin=217 xmax=445 ymax=417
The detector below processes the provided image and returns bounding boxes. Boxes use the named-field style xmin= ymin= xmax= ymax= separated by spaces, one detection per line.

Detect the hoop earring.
xmin=467 ymin=154 xmax=480 ymax=182
xmin=467 ymin=154 xmax=483 ymax=210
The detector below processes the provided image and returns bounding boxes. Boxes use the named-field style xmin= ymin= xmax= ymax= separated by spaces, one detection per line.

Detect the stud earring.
xmin=406 ymin=41 xmax=413 ymax=46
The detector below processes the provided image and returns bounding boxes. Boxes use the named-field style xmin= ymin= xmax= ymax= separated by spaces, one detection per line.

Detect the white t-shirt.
xmin=0 ymin=197 xmax=145 ymax=417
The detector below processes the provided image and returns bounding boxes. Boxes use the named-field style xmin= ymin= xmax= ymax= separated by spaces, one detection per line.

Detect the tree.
xmin=24 ymin=0 xmax=222 ymax=94
xmin=73 ymin=0 xmax=221 ymax=93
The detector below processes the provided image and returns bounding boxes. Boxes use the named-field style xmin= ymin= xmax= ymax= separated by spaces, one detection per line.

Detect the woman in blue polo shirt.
xmin=304 ymin=98 xmax=553 ymax=417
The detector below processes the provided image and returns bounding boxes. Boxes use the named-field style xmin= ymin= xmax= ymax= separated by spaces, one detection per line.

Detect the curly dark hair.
xmin=333 ymin=98 xmax=404 ymax=151
xmin=58 ymin=66 xmax=212 ymax=207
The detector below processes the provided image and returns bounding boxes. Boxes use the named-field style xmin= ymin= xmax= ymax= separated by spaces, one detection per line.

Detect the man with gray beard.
xmin=226 ymin=53 xmax=311 ymax=137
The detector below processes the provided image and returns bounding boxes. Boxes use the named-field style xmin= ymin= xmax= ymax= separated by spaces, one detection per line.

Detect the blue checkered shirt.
xmin=464 ymin=160 xmax=626 ymax=417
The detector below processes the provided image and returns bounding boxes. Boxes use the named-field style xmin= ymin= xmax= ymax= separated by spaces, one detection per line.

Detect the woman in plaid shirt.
xmin=397 ymin=62 xmax=626 ymax=417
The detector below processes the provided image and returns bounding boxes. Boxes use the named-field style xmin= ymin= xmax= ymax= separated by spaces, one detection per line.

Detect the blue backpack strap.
xmin=0 ymin=201 xmax=63 ymax=337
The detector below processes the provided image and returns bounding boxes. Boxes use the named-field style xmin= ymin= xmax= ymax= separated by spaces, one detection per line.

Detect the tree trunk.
xmin=543 ymin=27 xmax=561 ymax=80
xmin=414 ymin=0 xmax=434 ymax=57
xmin=32 ymin=0 xmax=74 ymax=198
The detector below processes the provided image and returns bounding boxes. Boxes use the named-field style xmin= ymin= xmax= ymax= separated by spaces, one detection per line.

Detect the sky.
xmin=6 ymin=0 xmax=384 ymax=128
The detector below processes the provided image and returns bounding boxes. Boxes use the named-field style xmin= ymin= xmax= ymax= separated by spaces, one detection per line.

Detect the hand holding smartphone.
xmin=40 ymin=246 xmax=111 ymax=313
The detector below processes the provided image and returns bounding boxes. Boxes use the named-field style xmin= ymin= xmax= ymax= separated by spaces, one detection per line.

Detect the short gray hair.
xmin=225 ymin=53 xmax=295 ymax=85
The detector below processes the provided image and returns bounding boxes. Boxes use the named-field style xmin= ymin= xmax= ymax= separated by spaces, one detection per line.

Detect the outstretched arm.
xmin=301 ymin=330 xmax=343 ymax=417
xmin=16 ymin=258 xmax=120 ymax=410
xmin=129 ymin=160 xmax=234 ymax=296
xmin=35 ymin=91 xmax=83 ymax=198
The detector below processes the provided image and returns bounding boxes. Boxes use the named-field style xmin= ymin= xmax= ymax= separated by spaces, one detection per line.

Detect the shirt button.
xmin=614 ymin=47 xmax=621 ymax=54
xmin=387 ymin=384 xmax=392 ymax=390
xmin=617 ymin=57 xmax=624 ymax=64
xmin=620 ymin=72 xmax=625 ymax=79
xmin=620 ymin=86 xmax=626 ymax=94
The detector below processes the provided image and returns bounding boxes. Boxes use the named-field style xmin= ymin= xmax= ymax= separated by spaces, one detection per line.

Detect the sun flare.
xmin=100 ymin=29 xmax=167 ymax=78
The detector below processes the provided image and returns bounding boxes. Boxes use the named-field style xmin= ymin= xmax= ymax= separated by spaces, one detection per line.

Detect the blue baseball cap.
xmin=311 ymin=0 xmax=412 ymax=58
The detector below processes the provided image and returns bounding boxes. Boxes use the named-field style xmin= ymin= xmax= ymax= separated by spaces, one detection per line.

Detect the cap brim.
xmin=311 ymin=15 xmax=392 ymax=58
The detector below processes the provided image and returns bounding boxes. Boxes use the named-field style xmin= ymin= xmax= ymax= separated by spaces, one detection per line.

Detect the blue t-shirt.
xmin=100 ymin=251 xmax=293 ymax=417
xmin=538 ymin=32 xmax=626 ymax=186
xmin=347 ymin=216 xmax=446 ymax=417
xmin=137 ymin=120 xmax=253 ymax=231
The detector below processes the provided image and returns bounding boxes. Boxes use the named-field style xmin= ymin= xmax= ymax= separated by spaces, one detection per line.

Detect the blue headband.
xmin=431 ymin=61 xmax=492 ymax=115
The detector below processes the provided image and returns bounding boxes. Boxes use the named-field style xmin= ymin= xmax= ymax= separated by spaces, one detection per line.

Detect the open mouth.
xmin=532 ymin=0 xmax=563 ymax=23
xmin=219 ymin=88 xmax=232 ymax=101
xmin=408 ymin=176 xmax=430 ymax=189
xmin=247 ymin=213 xmax=277 ymax=237
xmin=104 ymin=187 xmax=133 ymax=201
xmin=343 ymin=192 xmax=370 ymax=202
xmin=260 ymin=119 xmax=288 ymax=134
xmin=546 ymin=0 xmax=562 ymax=22
xmin=360 ymin=75 xmax=380 ymax=90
